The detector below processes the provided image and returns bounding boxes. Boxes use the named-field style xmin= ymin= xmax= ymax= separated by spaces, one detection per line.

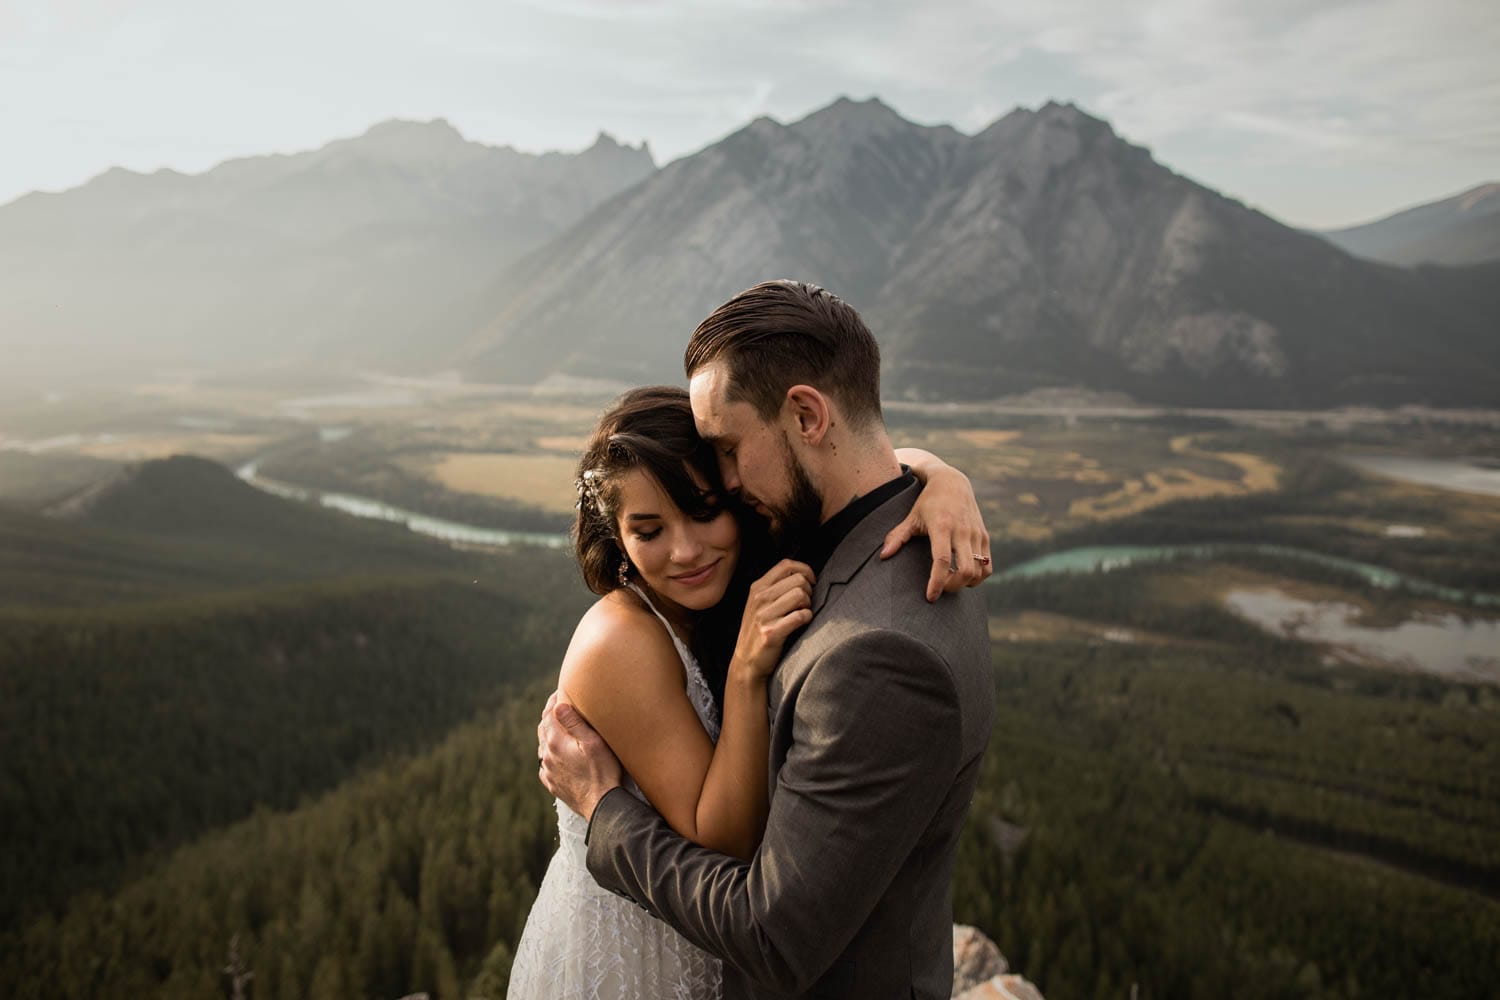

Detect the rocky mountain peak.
xmin=1320 ymin=179 xmax=1500 ymax=266
xmin=741 ymin=114 xmax=786 ymax=138
xmin=794 ymin=94 xmax=904 ymax=130
xmin=1028 ymin=100 xmax=1116 ymax=143
xmin=1036 ymin=98 xmax=1089 ymax=121
xmin=977 ymin=99 xmax=1115 ymax=145
xmin=787 ymin=94 xmax=947 ymax=154
xmin=364 ymin=117 xmax=467 ymax=146
xmin=82 ymin=164 xmax=187 ymax=195
xmin=343 ymin=117 xmax=474 ymax=160
xmin=959 ymin=98 xmax=1128 ymax=202
xmin=96 ymin=165 xmax=137 ymax=183
xmin=1457 ymin=182 xmax=1500 ymax=213
xmin=579 ymin=131 xmax=655 ymax=168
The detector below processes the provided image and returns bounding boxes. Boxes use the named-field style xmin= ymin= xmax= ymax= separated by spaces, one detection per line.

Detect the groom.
xmin=539 ymin=280 xmax=995 ymax=999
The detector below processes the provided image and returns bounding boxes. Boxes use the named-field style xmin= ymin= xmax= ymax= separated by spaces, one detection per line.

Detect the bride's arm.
xmin=890 ymin=446 xmax=993 ymax=601
xmin=558 ymin=567 xmax=810 ymax=861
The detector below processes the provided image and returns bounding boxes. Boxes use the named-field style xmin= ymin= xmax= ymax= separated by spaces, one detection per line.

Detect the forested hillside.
xmin=1 ymin=456 xmax=471 ymax=610
xmin=0 ymin=572 xmax=585 ymax=932
xmin=0 ymin=680 xmax=560 ymax=1000
xmin=960 ymin=638 xmax=1500 ymax=998
xmin=1 ymin=454 xmax=591 ymax=933
xmin=6 ymin=622 xmax=1496 ymax=999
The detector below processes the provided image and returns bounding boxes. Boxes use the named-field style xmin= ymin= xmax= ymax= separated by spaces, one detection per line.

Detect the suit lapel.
xmin=767 ymin=479 xmax=924 ymax=773
xmin=770 ymin=480 xmax=922 ymax=703
xmin=806 ymin=479 xmax=922 ymax=618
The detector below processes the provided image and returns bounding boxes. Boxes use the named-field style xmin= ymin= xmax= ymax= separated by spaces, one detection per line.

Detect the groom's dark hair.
xmin=684 ymin=280 xmax=884 ymax=430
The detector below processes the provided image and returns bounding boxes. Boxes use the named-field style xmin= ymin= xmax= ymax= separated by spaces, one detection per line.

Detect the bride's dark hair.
xmin=572 ymin=385 xmax=771 ymax=702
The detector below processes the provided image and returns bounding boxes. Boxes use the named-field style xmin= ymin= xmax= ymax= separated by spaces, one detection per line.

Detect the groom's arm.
xmin=585 ymin=629 xmax=961 ymax=994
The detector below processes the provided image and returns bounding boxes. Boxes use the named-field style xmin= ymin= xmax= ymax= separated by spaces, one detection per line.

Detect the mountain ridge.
xmin=454 ymin=98 xmax=1500 ymax=408
xmin=0 ymin=119 xmax=656 ymax=388
xmin=0 ymin=119 xmax=652 ymax=212
xmin=1319 ymin=182 xmax=1500 ymax=267
xmin=4 ymin=99 xmax=1495 ymax=407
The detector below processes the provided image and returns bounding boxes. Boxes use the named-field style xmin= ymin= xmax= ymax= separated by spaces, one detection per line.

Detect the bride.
xmin=506 ymin=385 xmax=989 ymax=999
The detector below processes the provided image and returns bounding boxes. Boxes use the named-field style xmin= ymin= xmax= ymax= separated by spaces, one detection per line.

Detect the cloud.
xmin=0 ymin=0 xmax=1495 ymax=224
xmin=995 ymin=0 xmax=1500 ymax=163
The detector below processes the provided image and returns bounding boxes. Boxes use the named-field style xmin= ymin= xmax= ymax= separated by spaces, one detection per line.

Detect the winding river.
xmin=236 ymin=459 xmax=1497 ymax=611
xmin=1342 ymin=455 xmax=1500 ymax=498
xmin=992 ymin=544 xmax=1499 ymax=607
xmin=235 ymin=461 xmax=569 ymax=550
xmin=235 ymin=457 xmax=1500 ymax=679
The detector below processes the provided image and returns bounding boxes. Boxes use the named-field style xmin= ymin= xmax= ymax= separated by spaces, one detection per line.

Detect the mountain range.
xmin=459 ymin=98 xmax=1500 ymax=407
xmin=0 ymin=120 xmax=653 ymax=386
xmin=3 ymin=99 xmax=1496 ymax=407
xmin=1320 ymin=183 xmax=1500 ymax=268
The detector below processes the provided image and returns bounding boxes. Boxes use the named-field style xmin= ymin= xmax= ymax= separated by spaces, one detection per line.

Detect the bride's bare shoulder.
xmin=559 ymin=590 xmax=678 ymax=689
xmin=575 ymin=588 xmax=660 ymax=639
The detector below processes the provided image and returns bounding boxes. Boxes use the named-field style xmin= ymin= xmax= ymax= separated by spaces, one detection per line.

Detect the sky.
xmin=3 ymin=0 xmax=1498 ymax=229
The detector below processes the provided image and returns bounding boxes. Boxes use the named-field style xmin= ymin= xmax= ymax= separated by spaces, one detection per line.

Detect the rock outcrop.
xmin=951 ymin=924 xmax=1045 ymax=1000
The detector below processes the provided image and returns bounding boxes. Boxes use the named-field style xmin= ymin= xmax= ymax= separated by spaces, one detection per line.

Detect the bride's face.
xmin=615 ymin=465 xmax=740 ymax=616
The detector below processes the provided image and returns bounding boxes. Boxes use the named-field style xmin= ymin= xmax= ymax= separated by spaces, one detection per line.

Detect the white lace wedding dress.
xmin=507 ymin=585 xmax=725 ymax=1000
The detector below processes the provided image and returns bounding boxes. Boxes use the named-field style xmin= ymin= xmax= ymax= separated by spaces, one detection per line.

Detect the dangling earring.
xmin=617 ymin=557 xmax=631 ymax=588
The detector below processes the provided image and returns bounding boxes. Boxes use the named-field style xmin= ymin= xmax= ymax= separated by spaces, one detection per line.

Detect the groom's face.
xmin=689 ymin=364 xmax=823 ymax=548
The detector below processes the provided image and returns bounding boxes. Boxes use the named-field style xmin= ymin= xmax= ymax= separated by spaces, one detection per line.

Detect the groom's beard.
xmin=764 ymin=435 xmax=824 ymax=554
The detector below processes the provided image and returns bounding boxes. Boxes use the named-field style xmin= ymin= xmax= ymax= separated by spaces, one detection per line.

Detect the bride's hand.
xmin=731 ymin=560 xmax=816 ymax=679
xmin=883 ymin=449 xmax=993 ymax=602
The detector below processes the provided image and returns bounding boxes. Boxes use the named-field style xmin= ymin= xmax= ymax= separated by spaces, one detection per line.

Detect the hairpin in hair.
xmin=574 ymin=468 xmax=605 ymax=512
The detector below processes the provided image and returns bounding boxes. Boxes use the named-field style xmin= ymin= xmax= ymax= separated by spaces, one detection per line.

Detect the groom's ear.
xmin=784 ymin=384 xmax=832 ymax=445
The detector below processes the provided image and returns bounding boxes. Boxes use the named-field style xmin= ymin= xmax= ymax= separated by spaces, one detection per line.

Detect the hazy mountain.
xmin=0 ymin=121 xmax=654 ymax=389
xmin=1320 ymin=184 xmax=1500 ymax=267
xmin=457 ymin=98 xmax=1500 ymax=408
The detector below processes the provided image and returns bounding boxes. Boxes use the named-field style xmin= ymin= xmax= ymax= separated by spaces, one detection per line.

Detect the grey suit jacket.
xmin=586 ymin=481 xmax=995 ymax=999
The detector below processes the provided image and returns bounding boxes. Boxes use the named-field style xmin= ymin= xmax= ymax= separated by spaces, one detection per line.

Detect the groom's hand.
xmin=538 ymin=691 xmax=623 ymax=821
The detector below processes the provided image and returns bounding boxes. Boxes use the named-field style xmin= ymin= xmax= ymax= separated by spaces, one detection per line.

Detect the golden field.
xmin=423 ymin=453 xmax=581 ymax=513
xmin=892 ymin=424 xmax=1283 ymax=541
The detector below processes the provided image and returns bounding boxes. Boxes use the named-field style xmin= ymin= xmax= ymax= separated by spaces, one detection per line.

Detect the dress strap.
xmin=624 ymin=583 xmax=690 ymax=655
xmin=623 ymin=584 xmax=721 ymax=743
